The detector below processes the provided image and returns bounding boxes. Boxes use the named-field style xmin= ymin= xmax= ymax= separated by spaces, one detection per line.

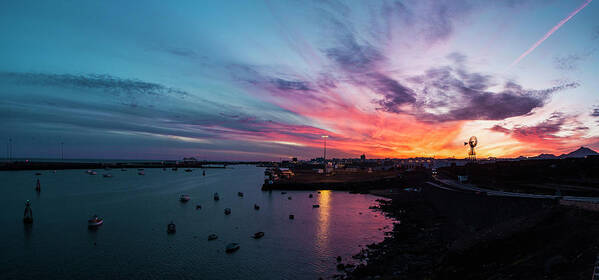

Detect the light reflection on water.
xmin=316 ymin=190 xmax=331 ymax=260
xmin=0 ymin=165 xmax=392 ymax=280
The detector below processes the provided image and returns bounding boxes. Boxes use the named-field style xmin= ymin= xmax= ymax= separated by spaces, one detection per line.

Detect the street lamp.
xmin=321 ymin=135 xmax=328 ymax=162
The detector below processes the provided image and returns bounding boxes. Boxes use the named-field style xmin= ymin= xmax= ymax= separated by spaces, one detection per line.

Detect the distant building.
xmin=183 ymin=157 xmax=197 ymax=163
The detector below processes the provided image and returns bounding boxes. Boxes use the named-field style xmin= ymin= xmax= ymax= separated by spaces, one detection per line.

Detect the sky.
xmin=0 ymin=0 xmax=598 ymax=161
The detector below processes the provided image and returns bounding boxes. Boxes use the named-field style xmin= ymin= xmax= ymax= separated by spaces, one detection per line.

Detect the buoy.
xmin=167 ymin=221 xmax=176 ymax=234
xmin=23 ymin=200 xmax=33 ymax=224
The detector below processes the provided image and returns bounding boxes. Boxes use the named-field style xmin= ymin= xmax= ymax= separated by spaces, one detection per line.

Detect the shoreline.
xmin=339 ymin=183 xmax=599 ymax=279
xmin=0 ymin=161 xmax=235 ymax=171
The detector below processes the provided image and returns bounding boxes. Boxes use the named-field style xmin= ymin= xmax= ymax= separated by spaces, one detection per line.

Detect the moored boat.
xmin=237 ymin=192 xmax=244 ymax=197
xmin=88 ymin=215 xmax=104 ymax=228
xmin=208 ymin=234 xmax=218 ymax=240
xmin=213 ymin=193 xmax=220 ymax=201
xmin=138 ymin=171 xmax=144 ymax=175
xmin=180 ymin=194 xmax=190 ymax=202
xmin=224 ymin=208 xmax=231 ymax=215
xmin=103 ymin=174 xmax=112 ymax=178
xmin=252 ymin=232 xmax=264 ymax=239
xmin=254 ymin=204 xmax=260 ymax=210
xmin=185 ymin=169 xmax=192 ymax=172
xmin=225 ymin=243 xmax=240 ymax=253
xmin=312 ymin=204 xmax=320 ymax=208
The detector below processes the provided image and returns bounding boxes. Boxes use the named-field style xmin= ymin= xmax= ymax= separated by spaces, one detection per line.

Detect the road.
xmin=428 ymin=177 xmax=599 ymax=203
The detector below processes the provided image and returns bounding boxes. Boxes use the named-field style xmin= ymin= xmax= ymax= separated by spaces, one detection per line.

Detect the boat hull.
xmin=88 ymin=220 xmax=104 ymax=228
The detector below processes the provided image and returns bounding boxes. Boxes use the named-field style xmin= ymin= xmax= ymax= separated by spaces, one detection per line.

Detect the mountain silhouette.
xmin=559 ymin=147 xmax=598 ymax=158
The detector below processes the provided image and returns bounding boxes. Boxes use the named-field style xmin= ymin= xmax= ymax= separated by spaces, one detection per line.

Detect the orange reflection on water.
xmin=315 ymin=190 xmax=331 ymax=258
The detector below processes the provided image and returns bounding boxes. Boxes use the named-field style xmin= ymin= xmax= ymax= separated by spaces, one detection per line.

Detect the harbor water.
xmin=0 ymin=165 xmax=392 ymax=279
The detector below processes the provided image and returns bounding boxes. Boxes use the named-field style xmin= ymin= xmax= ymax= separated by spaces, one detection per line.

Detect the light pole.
xmin=321 ymin=135 xmax=328 ymax=162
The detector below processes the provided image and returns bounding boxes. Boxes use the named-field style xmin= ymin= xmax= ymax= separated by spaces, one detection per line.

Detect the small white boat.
xmin=88 ymin=215 xmax=104 ymax=228
xmin=180 ymin=194 xmax=190 ymax=202
xmin=225 ymin=243 xmax=240 ymax=253
xmin=224 ymin=208 xmax=231 ymax=215
xmin=86 ymin=170 xmax=93 ymax=174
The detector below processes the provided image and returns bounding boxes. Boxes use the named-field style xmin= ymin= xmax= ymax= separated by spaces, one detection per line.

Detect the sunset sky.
xmin=1 ymin=0 xmax=598 ymax=160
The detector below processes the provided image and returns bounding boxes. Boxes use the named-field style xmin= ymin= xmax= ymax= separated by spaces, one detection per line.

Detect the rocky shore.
xmin=339 ymin=184 xmax=599 ymax=279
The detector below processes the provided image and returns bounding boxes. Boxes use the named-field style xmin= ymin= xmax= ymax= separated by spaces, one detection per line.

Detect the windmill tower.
xmin=464 ymin=136 xmax=477 ymax=161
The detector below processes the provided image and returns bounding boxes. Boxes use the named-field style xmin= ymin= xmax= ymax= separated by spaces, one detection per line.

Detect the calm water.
xmin=0 ymin=165 xmax=392 ymax=279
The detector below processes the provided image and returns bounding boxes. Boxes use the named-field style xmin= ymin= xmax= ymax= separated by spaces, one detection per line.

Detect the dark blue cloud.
xmin=0 ymin=72 xmax=188 ymax=97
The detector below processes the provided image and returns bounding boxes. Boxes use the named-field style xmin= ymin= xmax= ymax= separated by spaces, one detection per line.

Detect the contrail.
xmin=510 ymin=0 xmax=592 ymax=67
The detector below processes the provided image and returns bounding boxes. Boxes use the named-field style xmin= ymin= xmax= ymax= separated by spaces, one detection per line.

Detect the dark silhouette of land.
xmin=343 ymin=180 xmax=599 ymax=279
xmin=0 ymin=160 xmax=274 ymax=170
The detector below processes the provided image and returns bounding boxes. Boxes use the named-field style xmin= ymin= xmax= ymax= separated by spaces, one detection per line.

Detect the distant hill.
xmin=527 ymin=147 xmax=598 ymax=160
xmin=529 ymin=153 xmax=559 ymax=160
xmin=559 ymin=147 xmax=599 ymax=158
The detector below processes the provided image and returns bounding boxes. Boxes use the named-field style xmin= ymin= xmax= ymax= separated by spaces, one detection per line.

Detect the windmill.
xmin=464 ymin=136 xmax=477 ymax=160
